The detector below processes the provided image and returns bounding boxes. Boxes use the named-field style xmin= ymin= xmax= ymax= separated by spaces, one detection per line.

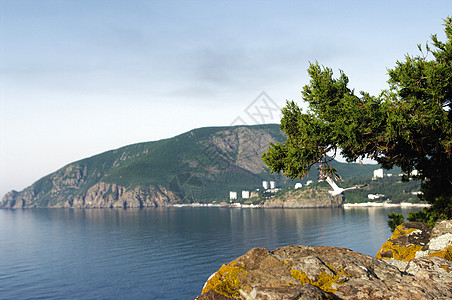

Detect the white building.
xmin=242 ymin=190 xmax=250 ymax=199
xmin=262 ymin=181 xmax=269 ymax=190
xmin=229 ymin=191 xmax=237 ymax=200
xmin=295 ymin=183 xmax=302 ymax=189
xmin=306 ymin=180 xmax=313 ymax=186
xmin=373 ymin=169 xmax=384 ymax=180
xmin=368 ymin=194 xmax=385 ymax=200
xmin=270 ymin=181 xmax=276 ymax=189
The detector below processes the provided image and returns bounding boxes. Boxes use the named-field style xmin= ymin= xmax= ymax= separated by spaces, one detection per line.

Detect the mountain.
xmin=1 ymin=124 xmax=381 ymax=208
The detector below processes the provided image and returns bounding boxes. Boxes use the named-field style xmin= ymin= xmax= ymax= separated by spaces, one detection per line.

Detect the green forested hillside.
xmin=1 ymin=124 xmax=384 ymax=208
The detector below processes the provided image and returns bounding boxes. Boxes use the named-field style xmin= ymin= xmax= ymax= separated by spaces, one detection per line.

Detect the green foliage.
xmin=343 ymin=176 xmax=421 ymax=204
xmin=262 ymin=18 xmax=452 ymax=226
xmin=407 ymin=209 xmax=447 ymax=228
xmin=387 ymin=212 xmax=405 ymax=232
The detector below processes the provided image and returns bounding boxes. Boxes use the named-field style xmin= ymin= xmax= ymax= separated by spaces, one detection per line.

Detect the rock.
xmin=428 ymin=220 xmax=452 ymax=251
xmin=263 ymin=187 xmax=344 ymax=208
xmin=376 ymin=222 xmax=431 ymax=261
xmin=375 ymin=220 xmax=452 ymax=267
xmin=194 ymin=245 xmax=452 ymax=300
xmin=405 ymin=256 xmax=452 ymax=283
xmin=412 ymin=220 xmax=452 ymax=263
xmin=1 ymin=181 xmax=181 ymax=209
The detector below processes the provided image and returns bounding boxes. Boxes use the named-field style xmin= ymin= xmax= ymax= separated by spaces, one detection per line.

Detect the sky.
xmin=1 ymin=0 xmax=451 ymax=197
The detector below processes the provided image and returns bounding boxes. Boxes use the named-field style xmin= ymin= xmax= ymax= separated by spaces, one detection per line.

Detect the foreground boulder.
xmin=376 ymin=220 xmax=452 ymax=273
xmin=195 ymin=221 xmax=452 ymax=299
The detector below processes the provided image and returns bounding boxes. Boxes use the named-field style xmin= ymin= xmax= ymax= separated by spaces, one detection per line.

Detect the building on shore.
xmin=373 ymin=169 xmax=384 ymax=180
xmin=242 ymin=190 xmax=250 ymax=199
xmin=229 ymin=191 xmax=237 ymax=200
xmin=368 ymin=194 xmax=385 ymax=200
xmin=262 ymin=181 xmax=269 ymax=190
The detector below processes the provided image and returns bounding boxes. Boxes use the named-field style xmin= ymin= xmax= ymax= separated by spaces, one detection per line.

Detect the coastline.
xmin=343 ymin=202 xmax=430 ymax=208
xmin=171 ymin=202 xmax=431 ymax=209
xmin=171 ymin=202 xmax=262 ymax=208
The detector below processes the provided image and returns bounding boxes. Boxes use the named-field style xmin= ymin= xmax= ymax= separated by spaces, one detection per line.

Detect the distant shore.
xmin=171 ymin=202 xmax=431 ymax=209
xmin=171 ymin=203 xmax=261 ymax=208
xmin=343 ymin=202 xmax=430 ymax=208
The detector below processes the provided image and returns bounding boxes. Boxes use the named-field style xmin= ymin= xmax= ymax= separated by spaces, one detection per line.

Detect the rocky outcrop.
xmin=195 ymin=221 xmax=452 ymax=299
xmin=377 ymin=220 xmax=452 ymax=274
xmin=1 ymin=182 xmax=181 ymax=208
xmin=263 ymin=187 xmax=344 ymax=208
xmin=1 ymin=187 xmax=41 ymax=209
xmin=68 ymin=182 xmax=181 ymax=208
xmin=376 ymin=222 xmax=431 ymax=261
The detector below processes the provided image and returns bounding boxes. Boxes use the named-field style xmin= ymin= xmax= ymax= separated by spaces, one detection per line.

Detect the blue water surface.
xmin=0 ymin=207 xmax=419 ymax=299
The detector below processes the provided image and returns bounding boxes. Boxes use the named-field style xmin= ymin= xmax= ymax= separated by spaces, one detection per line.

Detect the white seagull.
xmin=325 ymin=176 xmax=366 ymax=196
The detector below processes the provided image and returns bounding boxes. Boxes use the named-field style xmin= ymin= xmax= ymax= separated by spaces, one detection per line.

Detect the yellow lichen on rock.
xmin=429 ymin=245 xmax=452 ymax=261
xmin=289 ymin=267 xmax=346 ymax=293
xmin=378 ymin=241 xmax=423 ymax=261
xmin=290 ymin=269 xmax=311 ymax=285
xmin=439 ymin=265 xmax=451 ymax=272
xmin=392 ymin=226 xmax=419 ymax=240
xmin=202 ymin=262 xmax=248 ymax=299
xmin=376 ymin=224 xmax=426 ymax=261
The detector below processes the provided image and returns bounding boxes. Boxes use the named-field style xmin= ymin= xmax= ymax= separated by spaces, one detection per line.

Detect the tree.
xmin=262 ymin=18 xmax=452 ymax=226
xmin=387 ymin=212 xmax=405 ymax=233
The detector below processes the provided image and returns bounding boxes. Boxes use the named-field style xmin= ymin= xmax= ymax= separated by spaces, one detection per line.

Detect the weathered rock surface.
xmin=377 ymin=220 xmax=452 ymax=266
xmin=263 ymin=187 xmax=344 ymax=208
xmin=195 ymin=245 xmax=451 ymax=299
xmin=376 ymin=222 xmax=431 ymax=261
xmin=1 ymin=181 xmax=181 ymax=208
xmin=195 ymin=221 xmax=452 ymax=299
xmin=210 ymin=127 xmax=278 ymax=174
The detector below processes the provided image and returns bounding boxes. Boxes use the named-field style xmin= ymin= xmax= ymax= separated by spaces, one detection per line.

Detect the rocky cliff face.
xmin=69 ymin=182 xmax=181 ymax=208
xmin=208 ymin=126 xmax=284 ymax=174
xmin=194 ymin=220 xmax=452 ymax=299
xmin=263 ymin=187 xmax=344 ymax=208
xmin=1 ymin=181 xmax=181 ymax=209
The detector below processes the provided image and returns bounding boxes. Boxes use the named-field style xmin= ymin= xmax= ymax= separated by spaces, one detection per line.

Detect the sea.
xmin=0 ymin=206 xmax=420 ymax=299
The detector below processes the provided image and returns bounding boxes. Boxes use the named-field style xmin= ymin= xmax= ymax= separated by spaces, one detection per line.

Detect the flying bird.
xmin=325 ymin=176 xmax=367 ymax=196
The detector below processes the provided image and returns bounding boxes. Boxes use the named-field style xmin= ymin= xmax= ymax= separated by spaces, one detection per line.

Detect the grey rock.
xmin=195 ymin=245 xmax=452 ymax=300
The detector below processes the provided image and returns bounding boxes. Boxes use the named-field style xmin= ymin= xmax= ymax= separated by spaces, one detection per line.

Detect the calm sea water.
xmin=0 ymin=206 xmax=419 ymax=299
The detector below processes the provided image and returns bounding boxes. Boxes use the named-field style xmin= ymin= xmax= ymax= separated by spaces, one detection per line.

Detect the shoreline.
xmin=343 ymin=202 xmax=430 ymax=208
xmin=171 ymin=202 xmax=431 ymax=209
xmin=1 ymin=202 xmax=430 ymax=210
xmin=171 ymin=203 xmax=262 ymax=208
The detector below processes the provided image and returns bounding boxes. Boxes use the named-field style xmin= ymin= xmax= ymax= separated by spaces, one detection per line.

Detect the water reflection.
xmin=0 ymin=206 xmax=422 ymax=300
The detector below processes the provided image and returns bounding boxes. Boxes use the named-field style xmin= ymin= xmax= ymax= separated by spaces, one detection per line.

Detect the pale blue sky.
xmin=1 ymin=0 xmax=451 ymax=196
